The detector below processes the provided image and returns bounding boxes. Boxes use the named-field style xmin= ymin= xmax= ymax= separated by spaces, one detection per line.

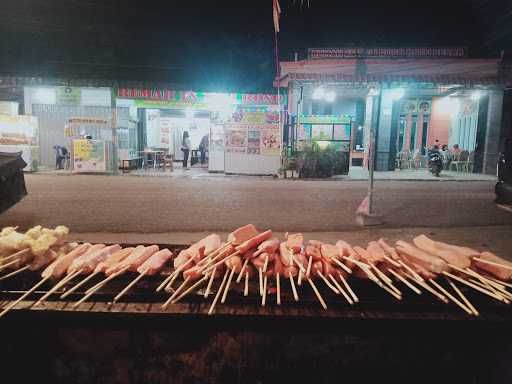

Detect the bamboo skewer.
xmin=60 ymin=271 xmax=98 ymax=299
xmin=468 ymin=279 xmax=511 ymax=303
xmin=0 ymin=276 xmax=50 ymax=318
xmin=276 ymin=273 xmax=281 ymax=305
xmin=442 ymin=271 xmax=505 ymax=302
xmin=398 ymin=260 xmax=425 ymax=282
xmin=292 ymin=255 xmax=307 ymax=274
xmin=236 ymin=258 xmax=249 ymax=283
xmin=164 ymin=262 xmax=190 ymax=292
xmin=446 ymin=277 xmax=479 ymax=316
xmin=488 ymin=277 xmax=512 ymax=289
xmin=221 ymin=268 xmax=236 ymax=304
xmin=428 ymin=279 xmax=473 ymax=315
xmin=261 ymin=275 xmax=268 ymax=306
xmin=244 ymin=271 xmax=249 ymax=297
xmin=375 ymin=280 xmax=402 ymax=301
xmin=342 ymin=256 xmax=382 ymax=286
xmin=405 ymin=274 xmax=448 ymax=303
xmin=173 ymin=275 xmax=209 ymax=303
xmin=338 ymin=273 xmax=359 ymax=303
xmin=307 ymin=277 xmax=328 ymax=310
xmin=258 ymin=267 xmax=264 ymax=296
xmin=156 ymin=272 xmax=176 ymax=292
xmin=316 ymin=270 xmax=339 ymax=294
xmin=196 ymin=242 xmax=232 ymax=267
xmin=263 ymin=254 xmax=269 ymax=273
xmin=383 ymin=255 xmax=401 ymax=268
xmin=1 ymin=249 xmax=30 ymax=264
xmin=34 ymin=269 xmax=83 ymax=306
xmin=86 ymin=266 xmax=130 ymax=294
xmin=473 ymin=257 xmax=512 ymax=271
xmin=0 ymin=259 xmax=21 ymax=272
xmin=162 ymin=276 xmax=191 ymax=309
xmin=448 ymin=265 xmax=512 ymax=301
xmin=329 ymin=274 xmax=353 ymax=305
xmin=202 ymin=250 xmax=241 ymax=274
xmin=208 ymin=269 xmax=229 ymax=315
xmin=0 ymin=265 xmax=29 ymax=282
xmin=306 ymin=256 xmax=313 ymax=277
xmin=72 ymin=268 xmax=127 ymax=308
xmin=388 ymin=269 xmax=422 ymax=295
xmin=370 ymin=263 xmax=402 ymax=296
xmin=204 ymin=266 xmax=217 ymax=298
xmin=289 ymin=274 xmax=299 ymax=302
xmin=297 ymin=269 xmax=304 ymax=286
xmin=113 ymin=271 xmax=147 ymax=303
xmin=332 ymin=258 xmax=352 ymax=274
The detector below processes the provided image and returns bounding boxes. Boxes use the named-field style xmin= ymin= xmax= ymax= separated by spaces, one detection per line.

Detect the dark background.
xmin=0 ymin=0 xmax=511 ymax=92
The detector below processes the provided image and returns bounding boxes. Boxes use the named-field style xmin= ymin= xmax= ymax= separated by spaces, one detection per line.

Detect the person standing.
xmin=199 ymin=134 xmax=209 ymax=165
xmin=181 ymin=131 xmax=191 ymax=169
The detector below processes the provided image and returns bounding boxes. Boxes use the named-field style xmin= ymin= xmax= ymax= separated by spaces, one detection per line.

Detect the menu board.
xmin=73 ymin=139 xmax=106 ymax=172
xmin=260 ymin=129 xmax=280 ymax=155
xmin=225 ymin=128 xmax=247 ymax=154
xmin=247 ymin=130 xmax=261 ymax=155
xmin=311 ymin=125 xmax=333 ymax=140
xmin=333 ymin=124 xmax=351 ymax=141
xmin=224 ymin=123 xmax=280 ymax=156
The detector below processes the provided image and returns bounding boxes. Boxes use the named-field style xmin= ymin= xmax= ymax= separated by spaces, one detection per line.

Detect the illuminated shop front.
xmin=279 ymin=47 xmax=509 ymax=174
xmin=116 ymin=89 xmax=284 ymax=175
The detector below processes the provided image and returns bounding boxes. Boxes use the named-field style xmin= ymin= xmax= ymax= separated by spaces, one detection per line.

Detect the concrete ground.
xmin=1 ymin=173 xmax=511 ymax=258
xmin=37 ymin=165 xmax=497 ymax=182
xmin=0 ymin=173 xmax=510 ymax=232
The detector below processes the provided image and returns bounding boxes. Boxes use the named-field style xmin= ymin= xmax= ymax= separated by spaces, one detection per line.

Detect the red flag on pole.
xmin=273 ymin=0 xmax=281 ymax=33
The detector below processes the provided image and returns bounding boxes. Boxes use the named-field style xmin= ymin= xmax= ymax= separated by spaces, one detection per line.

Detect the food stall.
xmin=64 ymin=117 xmax=111 ymax=173
xmin=117 ymin=89 xmax=284 ymax=175
xmin=0 ymin=114 xmax=39 ymax=171
xmin=1 ymin=224 xmax=512 ymax=382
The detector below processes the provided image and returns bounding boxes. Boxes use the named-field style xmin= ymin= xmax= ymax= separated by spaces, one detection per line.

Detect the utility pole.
xmin=367 ymin=87 xmax=382 ymax=215
xmin=111 ymin=81 xmax=119 ymax=175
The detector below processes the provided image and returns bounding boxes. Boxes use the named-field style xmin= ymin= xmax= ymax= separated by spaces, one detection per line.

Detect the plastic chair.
xmin=450 ymin=152 xmax=462 ymax=172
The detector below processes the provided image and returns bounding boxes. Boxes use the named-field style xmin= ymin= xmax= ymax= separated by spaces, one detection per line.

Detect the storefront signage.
xmin=73 ymin=139 xmax=106 ymax=172
xmin=299 ymin=115 xmax=352 ymax=124
xmin=0 ymin=115 xmax=38 ymax=146
xmin=133 ymin=99 xmax=209 ymax=110
xmin=67 ymin=117 xmax=109 ymax=125
xmin=308 ymin=47 xmax=466 ymax=59
xmin=56 ymin=86 xmax=81 ymax=106
xmin=118 ymin=88 xmax=285 ymax=106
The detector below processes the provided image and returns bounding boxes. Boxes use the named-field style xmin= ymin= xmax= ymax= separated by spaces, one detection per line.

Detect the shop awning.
xmin=278 ymin=72 xmax=509 ymax=87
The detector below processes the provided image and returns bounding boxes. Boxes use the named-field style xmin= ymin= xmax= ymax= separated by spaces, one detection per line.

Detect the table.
xmin=139 ymin=150 xmax=165 ymax=169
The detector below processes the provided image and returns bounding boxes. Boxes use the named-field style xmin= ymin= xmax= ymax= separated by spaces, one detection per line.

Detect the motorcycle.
xmin=428 ymin=151 xmax=442 ymax=177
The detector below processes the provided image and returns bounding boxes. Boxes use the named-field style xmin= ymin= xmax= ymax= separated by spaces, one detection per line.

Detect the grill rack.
xmin=0 ymin=243 xmax=511 ymax=321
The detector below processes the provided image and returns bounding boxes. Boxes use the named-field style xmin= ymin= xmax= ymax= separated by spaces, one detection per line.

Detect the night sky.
xmin=0 ymin=0 xmax=509 ymax=92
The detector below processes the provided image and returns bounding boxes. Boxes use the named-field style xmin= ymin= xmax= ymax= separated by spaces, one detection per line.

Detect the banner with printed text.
xmin=73 ymin=139 xmax=106 ymax=172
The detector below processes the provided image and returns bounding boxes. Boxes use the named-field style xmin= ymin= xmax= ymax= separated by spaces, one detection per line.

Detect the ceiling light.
xmin=324 ymin=91 xmax=336 ymax=102
xmin=312 ymin=87 xmax=325 ymax=100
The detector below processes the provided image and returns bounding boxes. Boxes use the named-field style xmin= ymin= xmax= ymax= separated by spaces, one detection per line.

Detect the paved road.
xmin=0 ymin=174 xmax=510 ymax=233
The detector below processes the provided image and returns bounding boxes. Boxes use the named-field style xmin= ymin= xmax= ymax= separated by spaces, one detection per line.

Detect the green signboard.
xmin=56 ymin=87 xmax=81 ymax=106
xmin=299 ymin=115 xmax=352 ymax=124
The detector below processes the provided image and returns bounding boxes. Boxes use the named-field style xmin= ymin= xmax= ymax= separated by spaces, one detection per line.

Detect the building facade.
xmin=278 ymin=47 xmax=511 ymax=174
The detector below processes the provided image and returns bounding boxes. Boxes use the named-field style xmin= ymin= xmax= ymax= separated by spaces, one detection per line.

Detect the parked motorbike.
xmin=495 ymin=138 xmax=512 ymax=204
xmin=428 ymin=151 xmax=442 ymax=177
